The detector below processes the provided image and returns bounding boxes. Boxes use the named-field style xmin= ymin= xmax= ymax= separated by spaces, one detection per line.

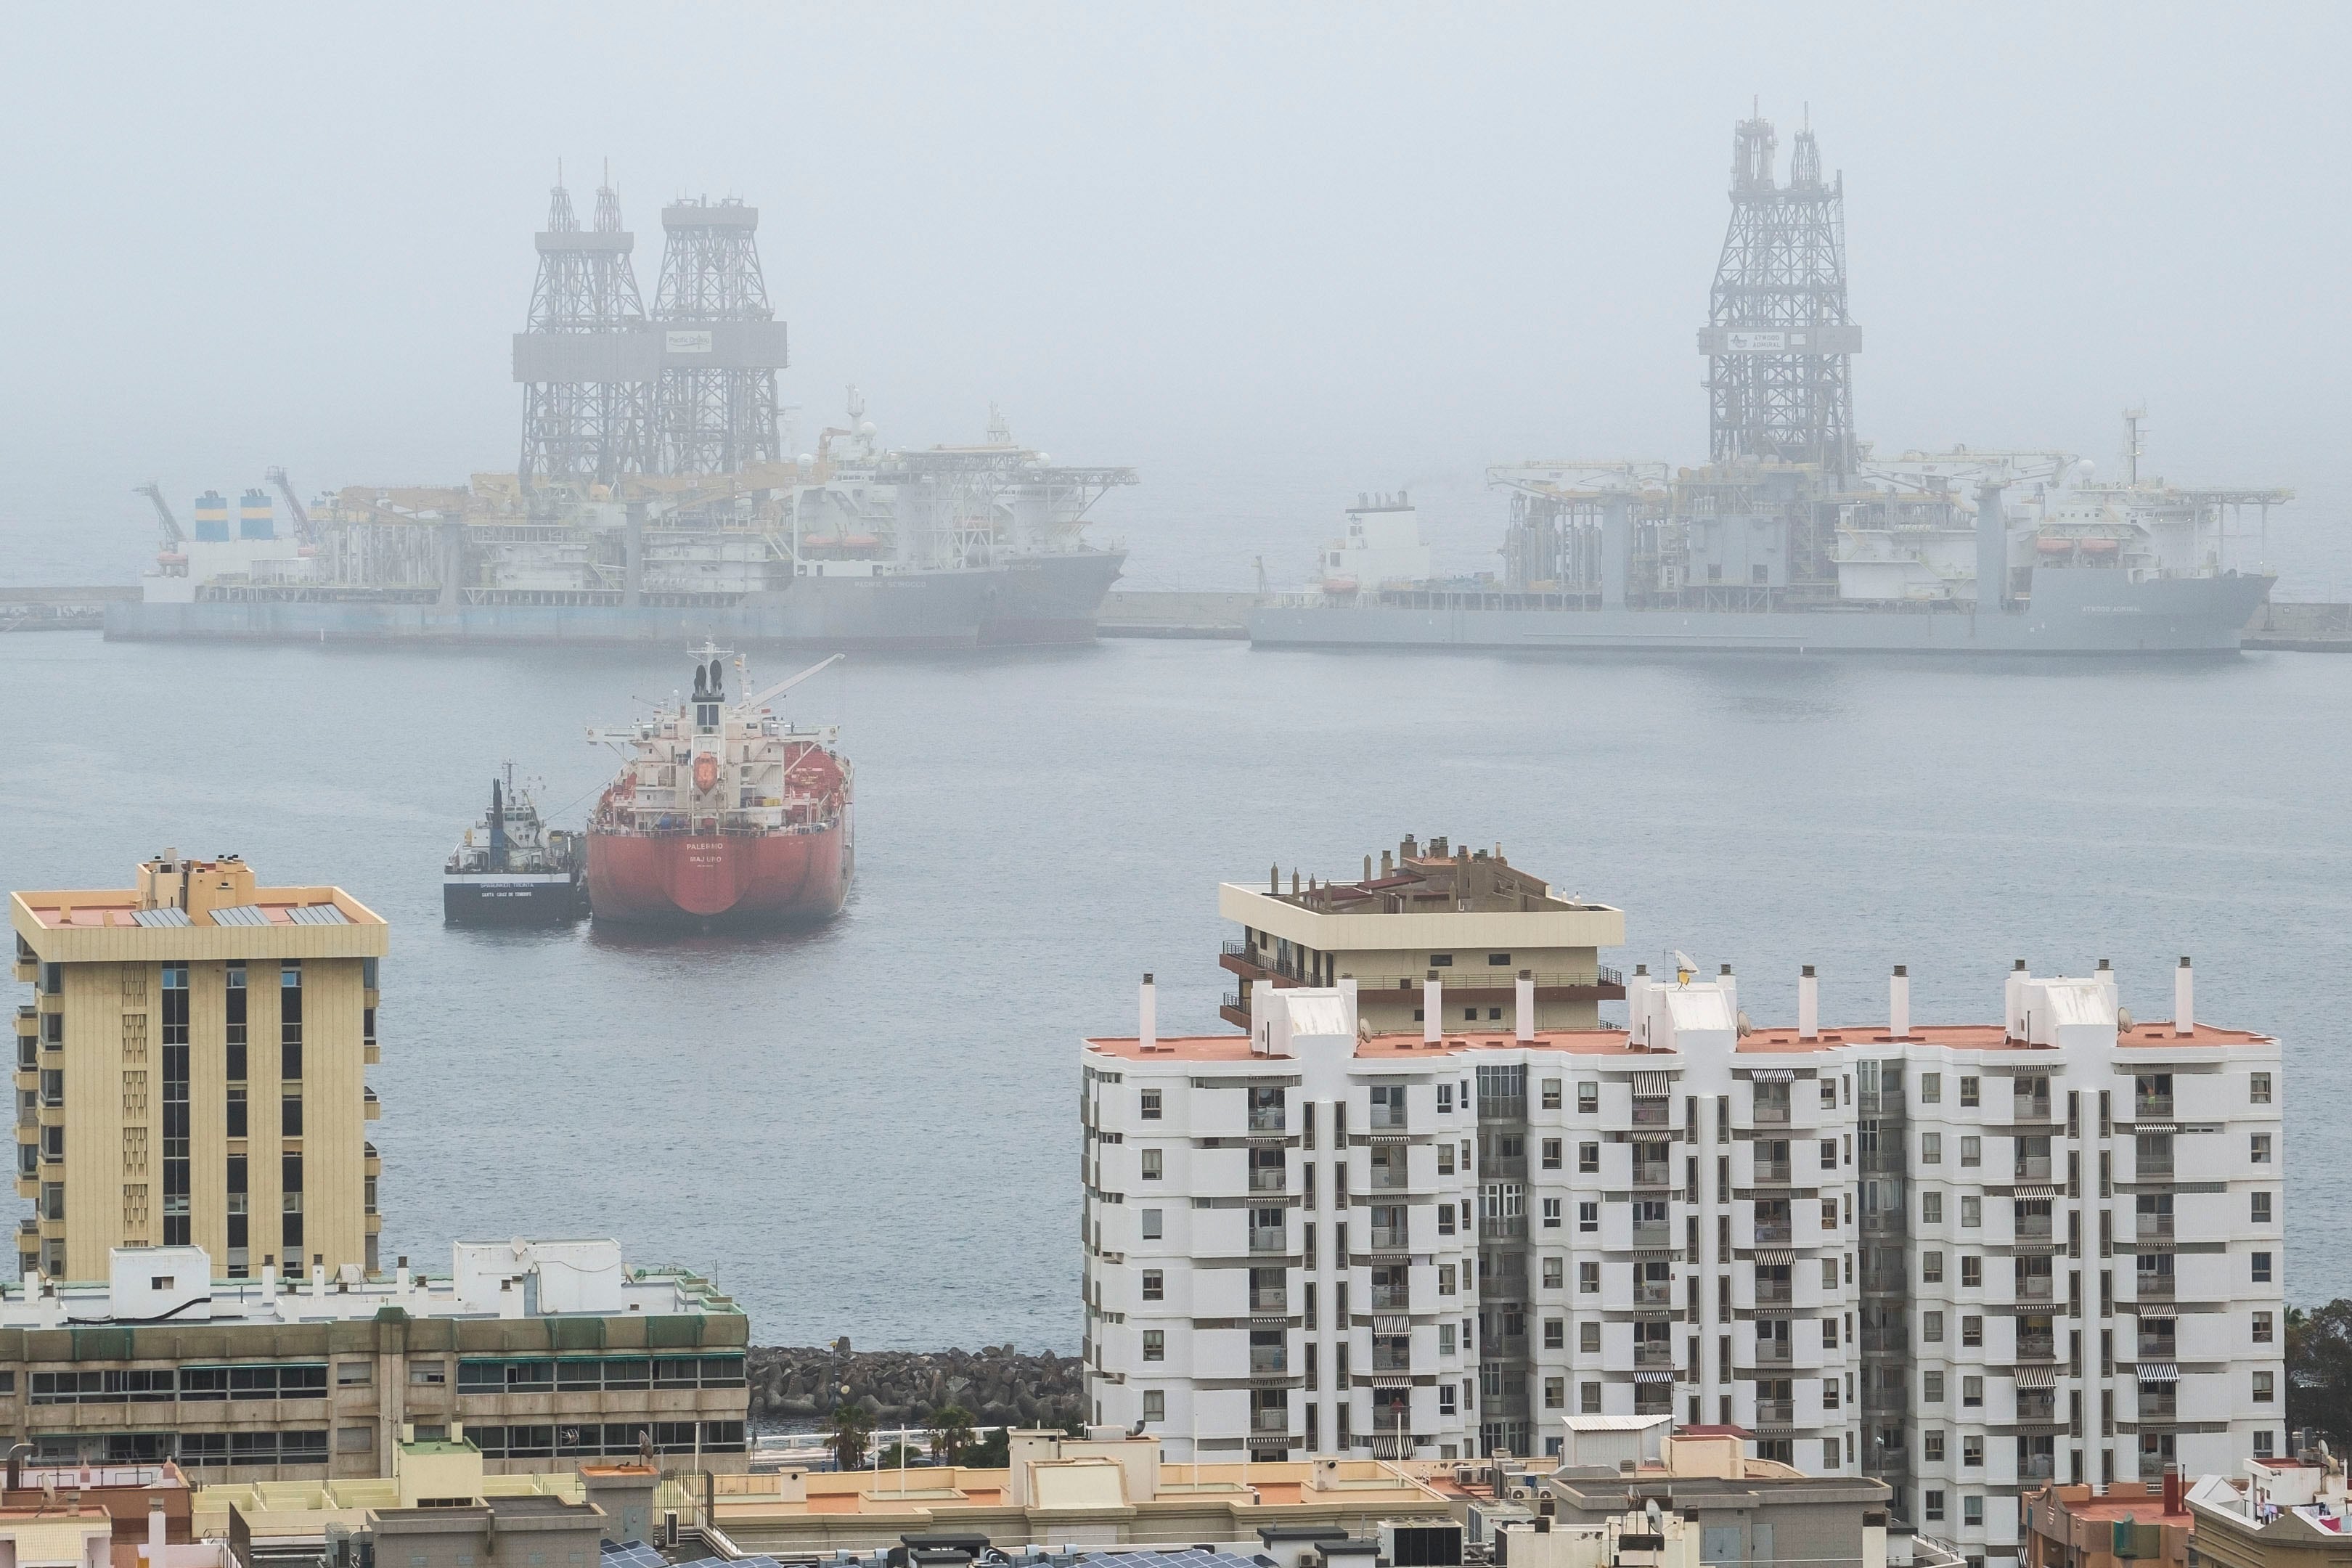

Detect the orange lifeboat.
xmin=692 ymin=753 xmax=720 ymax=793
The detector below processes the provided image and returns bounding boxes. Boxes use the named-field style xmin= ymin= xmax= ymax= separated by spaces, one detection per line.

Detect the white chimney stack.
xmin=1798 ymin=965 xmax=1819 ymax=1040
xmin=1718 ymin=963 xmax=1736 ymax=1017
xmin=1138 ymin=973 xmax=1156 ymax=1052
xmin=1516 ymin=970 xmax=1535 ymax=1042
xmin=2096 ymin=958 xmax=2118 ymax=1013
xmin=2175 ymin=956 xmax=2194 ymax=1036
xmin=1339 ymin=972 xmax=1358 ymax=1034
xmin=1424 ymin=971 xmax=1442 ymax=1044
xmin=1889 ymin=965 xmax=1911 ymax=1039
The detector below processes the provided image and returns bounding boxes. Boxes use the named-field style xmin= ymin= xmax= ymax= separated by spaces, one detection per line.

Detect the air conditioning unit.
xmin=1510 ymin=1487 xmax=1532 ymax=1502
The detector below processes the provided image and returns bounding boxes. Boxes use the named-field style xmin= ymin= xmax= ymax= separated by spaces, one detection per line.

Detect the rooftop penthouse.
xmin=1216 ymin=838 xmax=1625 ymax=1034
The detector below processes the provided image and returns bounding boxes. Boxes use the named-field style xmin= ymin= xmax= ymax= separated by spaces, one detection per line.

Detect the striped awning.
xmin=2012 ymin=1185 xmax=2060 ymax=1199
xmin=1372 ymin=1374 xmax=1413 ymax=1389
xmin=1749 ymin=1069 xmax=1797 ymax=1082
xmin=1754 ymin=1249 xmax=1795 ymax=1267
xmin=2136 ymin=1122 xmax=2179 ymax=1135
xmin=2137 ymin=1363 xmax=2180 ymax=1384
xmin=2015 ymin=1365 xmax=2057 ymax=1389
xmin=1633 ymin=1071 xmax=1675 ymax=1097
xmin=1373 ymin=1315 xmax=1410 ymax=1334
xmin=1634 ymin=1371 xmax=1675 ymax=1384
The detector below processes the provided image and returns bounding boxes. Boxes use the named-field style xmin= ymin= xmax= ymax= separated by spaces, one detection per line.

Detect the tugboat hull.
xmin=442 ymin=873 xmax=584 ymax=926
xmin=585 ymin=823 xmax=850 ymax=926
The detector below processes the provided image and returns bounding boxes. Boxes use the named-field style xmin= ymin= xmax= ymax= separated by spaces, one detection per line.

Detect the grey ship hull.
xmin=1249 ymin=568 xmax=2274 ymax=656
xmin=108 ymin=550 xmax=1124 ymax=650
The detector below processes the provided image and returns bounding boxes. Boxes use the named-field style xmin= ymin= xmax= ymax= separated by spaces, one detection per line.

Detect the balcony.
xmin=1250 ymin=1167 xmax=1286 ymax=1193
xmin=2136 ymin=1213 xmax=2175 ymax=1242
xmin=1368 ymin=1104 xmax=1406 ymax=1131
xmin=2139 ymin=1389 xmax=2179 ymax=1421
xmin=1369 ymin=1225 xmax=1410 ymax=1251
xmin=1249 ymin=1104 xmax=1286 ymax=1133
xmin=1755 ymin=1281 xmax=1792 ymax=1306
xmin=1755 ymin=1400 xmax=1794 ymax=1427
xmin=1251 ymin=1345 xmax=1288 ymax=1376
xmin=1251 ymin=1408 xmax=1289 ymax=1433
xmin=1636 ymin=1281 xmax=1675 ymax=1308
xmin=1634 ymin=1341 xmax=1676 ymax=1368
xmin=1370 ymin=1286 xmax=1410 ymax=1311
xmin=2136 ymin=1270 xmax=2176 ymax=1301
xmin=2135 ymin=1092 xmax=2175 ymax=1121
xmin=1249 ymin=1226 xmax=1288 ymax=1254
xmin=2017 ymin=1215 xmax=2054 ymax=1244
xmin=2018 ymin=1392 xmax=2059 ymax=1424
xmin=2014 ymin=1156 xmax=2051 ymax=1182
xmin=1632 ymin=1098 xmax=1671 ymax=1126
xmin=1755 ymin=1338 xmax=1792 ymax=1365
xmin=1633 ymin=1161 xmax=1672 ymax=1188
xmin=1368 ymin=1164 xmax=1409 ymax=1191
xmin=1484 ymin=1154 xmax=1528 ymax=1180
xmin=2017 ymin=1334 xmax=2057 ymax=1361
xmin=1631 ymin=1222 xmax=1673 ymax=1249
xmin=2022 ymin=1454 xmax=2057 ymax=1483
xmin=1755 ymin=1159 xmax=1792 ymax=1184
xmin=2013 ymin=1095 xmax=2053 ymax=1123
xmin=1480 ymin=1215 xmax=1528 ymax=1241
xmin=1753 ymin=1221 xmax=1793 ymax=1246
xmin=1250 ymin=1287 xmax=1288 ymax=1313
xmin=1371 ymin=1347 xmax=1412 ymax=1373
xmin=2017 ymin=1275 xmax=2054 ymax=1302
xmin=1753 ymin=1103 xmax=1791 ymax=1127
xmin=1479 ymin=1095 xmax=1527 ymax=1122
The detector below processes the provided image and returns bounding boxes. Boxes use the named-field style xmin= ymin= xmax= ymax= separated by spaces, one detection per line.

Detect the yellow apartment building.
xmin=10 ymin=852 xmax=386 ymax=1281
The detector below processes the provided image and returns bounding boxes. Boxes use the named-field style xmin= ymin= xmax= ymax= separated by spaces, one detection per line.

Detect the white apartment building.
xmin=1080 ymin=955 xmax=2283 ymax=1568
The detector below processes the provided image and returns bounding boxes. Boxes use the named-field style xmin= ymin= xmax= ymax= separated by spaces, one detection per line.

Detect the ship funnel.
xmin=1976 ymin=478 xmax=2009 ymax=613
xmin=709 ymin=658 xmax=724 ymax=697
xmin=489 ymin=778 xmax=507 ymax=862
xmin=693 ymin=663 xmax=707 ymax=698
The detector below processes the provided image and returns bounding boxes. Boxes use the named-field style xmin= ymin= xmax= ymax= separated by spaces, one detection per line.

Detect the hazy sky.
xmin=3 ymin=4 xmax=2345 ymax=587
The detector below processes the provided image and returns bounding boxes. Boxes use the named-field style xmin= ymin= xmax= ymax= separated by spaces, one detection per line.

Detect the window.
xmin=1542 ymin=1198 xmax=1562 ymax=1229
xmin=1923 ymin=1489 xmax=1945 ymax=1522
xmin=1542 ymin=1317 xmax=1564 ymax=1349
xmin=2250 ymin=1072 xmax=2271 ymax=1105
xmin=1821 ymin=1079 xmax=1838 ymax=1108
xmin=2253 ymin=1191 xmax=2272 ymax=1224
xmin=410 ymin=1361 xmax=448 ymax=1385
xmin=1439 ymin=1384 xmax=1457 ymax=1415
xmin=1438 ymin=1323 xmax=1455 ymax=1356
xmin=1542 ymin=1079 xmax=1562 ymax=1111
xmin=1922 ymin=1132 xmax=1942 ymax=1164
xmin=1141 ymin=1269 xmax=1163 ymax=1302
xmin=2254 ymin=1370 xmax=2274 ymax=1403
xmin=1959 ymin=1076 xmax=1980 ymax=1108
xmin=2251 ymin=1133 xmax=2273 ymax=1164
xmin=1140 ymin=1149 xmax=1162 ymax=1180
xmin=1579 ymin=1261 xmax=1599 ymax=1294
xmin=1920 ymin=1073 xmax=1942 ymax=1105
xmin=1541 ymin=1138 xmax=1562 ymax=1170
xmin=1577 ymin=1082 xmax=1598 ymax=1114
xmin=1962 ymin=1434 xmax=1984 ymax=1467
xmin=1922 ymin=1191 xmax=1943 ymax=1224
xmin=2254 ymin=1311 xmax=2274 ymax=1344
xmin=282 ymin=1094 xmax=303 ymax=1138
xmin=1580 ymin=1381 xmax=1601 ymax=1414
xmin=1141 ymin=1389 xmax=1164 ymax=1421
xmin=1439 ymin=1264 xmax=1456 ymax=1296
xmin=280 ymin=960 xmax=303 ymax=1058
xmin=1922 ymin=1312 xmax=1943 ymax=1344
xmin=1543 ymin=1257 xmax=1564 ymax=1290
xmin=2255 ymin=1429 xmax=2277 ymax=1458
xmin=1964 ymin=1498 xmax=1983 ymax=1529
xmin=1924 ymin=1371 xmax=1945 ymax=1403
xmin=1822 ymin=1315 xmax=1839 ymax=1349
xmin=1962 ymin=1315 xmax=1983 ymax=1348
xmin=1438 ymin=1143 xmax=1455 ymax=1175
xmin=1577 ymin=1201 xmax=1598 ymax=1234
xmin=1140 ymin=1089 xmax=1161 ymax=1120
xmin=1962 ymin=1376 xmax=1983 ymax=1409
xmin=1960 ymin=1135 xmax=1981 ymax=1167
xmin=1922 ymin=1251 xmax=1945 ymax=1283
xmin=1961 ymin=1196 xmax=1981 ymax=1229
xmin=226 ymin=1087 xmax=247 ymax=1139
xmin=1438 ymin=1206 xmax=1455 ymax=1236
xmin=1824 ymin=1377 xmax=1840 ymax=1410
xmin=1140 ymin=1209 xmax=1162 ymax=1240
xmin=1580 ymin=1321 xmax=1601 ymax=1354
xmin=337 ymin=1362 xmax=371 ymax=1387
xmin=1578 ymin=1142 xmax=1599 ymax=1174
xmin=1142 ymin=1331 xmax=1164 ymax=1363
xmin=1544 ymin=1377 xmax=1564 ymax=1410
xmin=2253 ymin=1251 xmax=2273 ymax=1283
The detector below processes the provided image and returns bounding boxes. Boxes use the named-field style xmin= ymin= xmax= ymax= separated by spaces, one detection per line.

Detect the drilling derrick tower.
xmin=652 ymin=198 xmax=790 ymax=475
xmin=515 ymin=173 xmax=653 ymax=489
xmin=1699 ymin=113 xmax=1862 ymax=473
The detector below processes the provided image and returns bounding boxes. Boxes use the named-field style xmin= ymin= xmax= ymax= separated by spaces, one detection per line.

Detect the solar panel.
xmin=131 ymin=907 xmax=191 ymax=927
xmin=600 ymin=1543 xmax=667 ymax=1568
xmin=208 ymin=905 xmax=271 ymax=927
xmin=288 ymin=904 xmax=351 ymax=925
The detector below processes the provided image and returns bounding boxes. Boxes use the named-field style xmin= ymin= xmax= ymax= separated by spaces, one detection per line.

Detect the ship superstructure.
xmin=1253 ymin=113 xmax=2291 ymax=656
xmin=584 ymin=649 xmax=852 ymax=925
xmin=443 ymin=764 xmax=587 ymax=925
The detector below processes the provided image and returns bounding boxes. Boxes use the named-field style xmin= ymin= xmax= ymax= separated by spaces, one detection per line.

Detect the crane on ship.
xmin=266 ymin=466 xmax=318 ymax=546
xmin=134 ymin=482 xmax=184 ymax=549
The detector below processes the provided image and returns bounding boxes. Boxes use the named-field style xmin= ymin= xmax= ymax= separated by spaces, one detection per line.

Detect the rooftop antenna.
xmin=2123 ymin=405 xmax=2148 ymax=486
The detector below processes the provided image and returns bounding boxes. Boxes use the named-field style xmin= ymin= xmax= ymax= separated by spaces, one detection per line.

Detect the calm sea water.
xmin=0 ymin=632 xmax=2345 ymax=1348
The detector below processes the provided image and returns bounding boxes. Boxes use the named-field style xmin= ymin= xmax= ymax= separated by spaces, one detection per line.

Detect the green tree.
xmin=929 ymin=1405 xmax=977 ymax=1466
xmin=876 ymin=1440 xmax=925 ymax=1469
xmin=2288 ymin=1300 xmax=2352 ymax=1448
xmin=965 ymin=1426 xmax=1010 ymax=1468
xmin=825 ymin=1402 xmax=875 ymax=1471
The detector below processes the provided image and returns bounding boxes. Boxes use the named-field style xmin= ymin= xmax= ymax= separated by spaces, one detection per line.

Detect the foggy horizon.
xmin=3 ymin=4 xmax=2345 ymax=591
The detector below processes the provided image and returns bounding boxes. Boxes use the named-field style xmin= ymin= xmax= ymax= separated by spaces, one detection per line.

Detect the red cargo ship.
xmin=586 ymin=649 xmax=853 ymax=926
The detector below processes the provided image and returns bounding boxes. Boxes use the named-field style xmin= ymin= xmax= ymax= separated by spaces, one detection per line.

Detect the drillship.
xmin=111 ymin=182 xmax=1135 ymax=650
xmin=585 ymin=650 xmax=852 ymax=926
xmin=1250 ymin=114 xmax=2288 ymax=656
xmin=442 ymin=766 xmax=587 ymax=926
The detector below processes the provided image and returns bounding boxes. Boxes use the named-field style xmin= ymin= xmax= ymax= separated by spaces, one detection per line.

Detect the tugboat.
xmin=443 ymin=764 xmax=588 ymax=925
xmin=585 ymin=649 xmax=853 ymax=926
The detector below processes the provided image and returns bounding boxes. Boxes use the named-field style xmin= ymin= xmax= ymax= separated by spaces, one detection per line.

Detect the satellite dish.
xmin=2116 ymin=1006 xmax=2134 ymax=1030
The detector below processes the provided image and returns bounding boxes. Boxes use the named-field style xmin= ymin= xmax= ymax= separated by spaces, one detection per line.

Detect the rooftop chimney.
xmin=1424 ymin=971 xmax=1442 ymax=1045
xmin=2175 ymin=957 xmax=2194 ymax=1036
xmin=1718 ymin=963 xmax=1736 ymax=1016
xmin=1139 ymin=973 xmax=1156 ymax=1052
xmin=1339 ymin=971 xmax=1358 ymax=1033
xmin=1889 ymin=965 xmax=1910 ymax=1040
xmin=1516 ymin=970 xmax=1535 ymax=1042
xmin=1798 ymin=965 xmax=1819 ymax=1040
xmin=2163 ymin=1463 xmax=2183 ymax=1515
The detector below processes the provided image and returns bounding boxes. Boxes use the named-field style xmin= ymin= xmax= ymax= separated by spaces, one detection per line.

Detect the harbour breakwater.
xmin=748 ymin=1344 xmax=1085 ymax=1429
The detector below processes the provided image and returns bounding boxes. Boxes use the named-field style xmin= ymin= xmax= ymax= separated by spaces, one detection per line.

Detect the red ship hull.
xmin=586 ymin=823 xmax=850 ymax=926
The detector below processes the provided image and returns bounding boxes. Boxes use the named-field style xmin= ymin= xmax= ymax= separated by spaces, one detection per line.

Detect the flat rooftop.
xmin=1090 ymin=1020 xmax=2269 ymax=1061
xmin=1230 ymin=837 xmax=1617 ymax=920
xmin=12 ymin=854 xmax=385 ymax=958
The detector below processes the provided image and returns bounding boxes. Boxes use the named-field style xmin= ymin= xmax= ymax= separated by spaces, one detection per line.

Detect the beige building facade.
xmin=1217 ymin=837 xmax=1627 ymax=1034
xmin=11 ymin=853 xmax=386 ymax=1281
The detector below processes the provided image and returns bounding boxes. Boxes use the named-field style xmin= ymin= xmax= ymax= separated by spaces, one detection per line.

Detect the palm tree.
xmin=928 ymin=1404 xmax=977 ymax=1466
xmin=825 ymin=1401 xmax=875 ymax=1471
